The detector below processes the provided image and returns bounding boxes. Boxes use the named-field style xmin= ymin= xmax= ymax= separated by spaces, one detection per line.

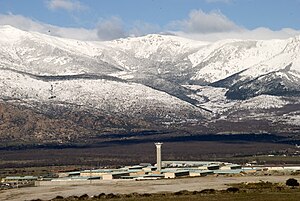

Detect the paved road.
xmin=1 ymin=175 xmax=299 ymax=201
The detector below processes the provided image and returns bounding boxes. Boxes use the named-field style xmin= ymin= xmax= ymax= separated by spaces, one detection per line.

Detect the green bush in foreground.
xmin=286 ymin=178 xmax=299 ymax=188
xmin=226 ymin=187 xmax=240 ymax=193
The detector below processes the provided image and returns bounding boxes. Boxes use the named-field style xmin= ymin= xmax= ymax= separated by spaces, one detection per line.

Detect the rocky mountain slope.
xmin=0 ymin=25 xmax=299 ymax=147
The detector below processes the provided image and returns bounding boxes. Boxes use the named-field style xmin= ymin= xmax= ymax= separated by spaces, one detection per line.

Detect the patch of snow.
xmin=183 ymin=85 xmax=239 ymax=114
xmin=239 ymin=95 xmax=288 ymax=110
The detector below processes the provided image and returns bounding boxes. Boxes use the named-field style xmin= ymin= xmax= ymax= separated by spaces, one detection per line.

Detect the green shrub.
xmin=286 ymin=178 xmax=299 ymax=187
xmin=95 ymin=193 xmax=105 ymax=199
xmin=106 ymin=193 xmax=117 ymax=198
xmin=141 ymin=193 xmax=152 ymax=197
xmin=226 ymin=187 xmax=239 ymax=193
xmin=52 ymin=195 xmax=64 ymax=200
xmin=174 ymin=190 xmax=190 ymax=195
xmin=78 ymin=194 xmax=89 ymax=200
xmin=200 ymin=189 xmax=216 ymax=194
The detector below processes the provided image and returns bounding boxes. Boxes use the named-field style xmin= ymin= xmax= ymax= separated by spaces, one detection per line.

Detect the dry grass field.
xmin=1 ymin=176 xmax=300 ymax=201
xmin=0 ymin=139 xmax=298 ymax=169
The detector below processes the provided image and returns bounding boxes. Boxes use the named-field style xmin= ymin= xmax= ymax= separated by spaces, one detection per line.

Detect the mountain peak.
xmin=0 ymin=24 xmax=20 ymax=30
xmin=0 ymin=25 xmax=30 ymax=42
xmin=109 ymin=33 xmax=209 ymax=48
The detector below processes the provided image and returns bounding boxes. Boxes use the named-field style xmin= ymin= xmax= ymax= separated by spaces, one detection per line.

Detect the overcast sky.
xmin=0 ymin=0 xmax=300 ymax=41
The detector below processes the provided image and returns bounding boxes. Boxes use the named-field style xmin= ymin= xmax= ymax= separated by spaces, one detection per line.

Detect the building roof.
xmin=139 ymin=163 xmax=152 ymax=166
xmin=128 ymin=165 xmax=145 ymax=169
xmin=52 ymin=176 xmax=100 ymax=181
xmin=189 ymin=170 xmax=214 ymax=174
xmin=5 ymin=176 xmax=38 ymax=180
xmin=164 ymin=170 xmax=190 ymax=174
xmin=163 ymin=161 xmax=223 ymax=166
xmin=67 ymin=171 xmax=81 ymax=175
xmin=226 ymin=164 xmax=242 ymax=167
xmin=145 ymin=174 xmax=164 ymax=177
xmin=143 ymin=166 xmax=157 ymax=169
xmin=105 ymin=172 xmax=129 ymax=175
xmin=81 ymin=169 xmax=112 ymax=173
xmin=214 ymin=169 xmax=243 ymax=174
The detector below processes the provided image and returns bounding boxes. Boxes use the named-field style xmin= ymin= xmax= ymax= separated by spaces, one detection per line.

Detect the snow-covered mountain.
xmin=0 ymin=25 xmax=299 ymax=146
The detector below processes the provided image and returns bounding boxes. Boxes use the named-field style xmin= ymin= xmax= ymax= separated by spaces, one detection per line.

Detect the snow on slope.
xmin=1 ymin=26 xmax=300 ymax=101
xmin=98 ymin=34 xmax=209 ymax=73
xmin=101 ymin=32 xmax=300 ymax=84
xmin=0 ymin=26 xmax=207 ymax=77
xmin=184 ymin=85 xmax=238 ymax=113
xmin=0 ymin=69 xmax=208 ymax=121
xmin=0 ymin=25 xmax=104 ymax=56
xmin=239 ymin=95 xmax=289 ymax=110
xmin=0 ymin=25 xmax=121 ymax=75
xmin=1 ymin=25 xmax=300 ymax=85
xmin=190 ymin=39 xmax=288 ymax=82
xmin=1 ymin=25 xmax=300 ymax=130
xmin=106 ymin=34 xmax=207 ymax=60
xmin=184 ymin=85 xmax=291 ymax=115
xmin=240 ymin=35 xmax=300 ymax=79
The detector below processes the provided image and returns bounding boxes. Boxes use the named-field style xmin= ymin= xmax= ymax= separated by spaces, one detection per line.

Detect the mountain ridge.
xmin=0 ymin=25 xmax=300 ymax=146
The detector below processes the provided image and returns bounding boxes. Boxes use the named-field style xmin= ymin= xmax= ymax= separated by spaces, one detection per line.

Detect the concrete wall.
xmin=164 ymin=172 xmax=176 ymax=179
xmin=164 ymin=171 xmax=190 ymax=179
xmin=58 ymin=173 xmax=69 ymax=178
xmin=102 ymin=175 xmax=113 ymax=180
xmin=189 ymin=172 xmax=212 ymax=177
xmin=102 ymin=173 xmax=130 ymax=180
xmin=35 ymin=180 xmax=103 ymax=186
xmin=267 ymin=166 xmax=300 ymax=171
xmin=129 ymin=171 xmax=146 ymax=176
xmin=189 ymin=172 xmax=201 ymax=177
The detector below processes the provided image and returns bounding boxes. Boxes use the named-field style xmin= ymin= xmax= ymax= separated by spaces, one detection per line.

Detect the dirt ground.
xmin=1 ymin=175 xmax=300 ymax=201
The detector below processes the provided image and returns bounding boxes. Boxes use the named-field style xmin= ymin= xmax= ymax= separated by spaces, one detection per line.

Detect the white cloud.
xmin=96 ymin=17 xmax=127 ymax=41
xmin=0 ymin=14 xmax=161 ymax=41
xmin=170 ymin=9 xmax=240 ymax=34
xmin=0 ymin=14 xmax=98 ymax=41
xmin=129 ymin=21 xmax=161 ymax=37
xmin=173 ymin=27 xmax=300 ymax=41
xmin=168 ymin=9 xmax=300 ymax=41
xmin=0 ymin=12 xmax=299 ymax=42
xmin=46 ymin=0 xmax=87 ymax=12
xmin=0 ymin=14 xmax=47 ymax=32
xmin=96 ymin=17 xmax=163 ymax=40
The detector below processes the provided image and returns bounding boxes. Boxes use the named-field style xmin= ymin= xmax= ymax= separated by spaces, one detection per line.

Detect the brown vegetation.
xmin=0 ymin=140 xmax=297 ymax=169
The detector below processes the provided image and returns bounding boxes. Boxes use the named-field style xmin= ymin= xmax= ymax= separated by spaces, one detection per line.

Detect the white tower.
xmin=155 ymin=142 xmax=163 ymax=171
